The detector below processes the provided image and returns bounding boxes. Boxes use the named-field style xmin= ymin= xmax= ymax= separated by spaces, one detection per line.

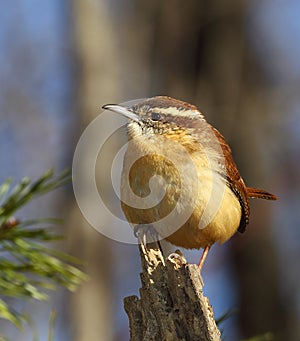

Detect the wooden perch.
xmin=124 ymin=229 xmax=221 ymax=341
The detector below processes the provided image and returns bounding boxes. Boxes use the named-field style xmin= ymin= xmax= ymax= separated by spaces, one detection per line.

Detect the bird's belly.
xmin=120 ymin=144 xmax=242 ymax=249
xmin=121 ymin=168 xmax=242 ymax=249
xmin=165 ymin=185 xmax=242 ymax=249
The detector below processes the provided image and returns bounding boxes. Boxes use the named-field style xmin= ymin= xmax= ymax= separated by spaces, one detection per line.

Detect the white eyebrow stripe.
xmin=152 ymin=107 xmax=203 ymax=118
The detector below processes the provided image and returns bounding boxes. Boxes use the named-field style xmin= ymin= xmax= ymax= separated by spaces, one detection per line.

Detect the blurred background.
xmin=0 ymin=0 xmax=299 ymax=340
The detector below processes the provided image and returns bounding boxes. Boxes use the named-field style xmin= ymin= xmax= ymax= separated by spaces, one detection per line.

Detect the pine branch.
xmin=0 ymin=170 xmax=87 ymax=330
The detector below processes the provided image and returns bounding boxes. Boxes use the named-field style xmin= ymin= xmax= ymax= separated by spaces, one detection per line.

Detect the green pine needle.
xmin=216 ymin=307 xmax=238 ymax=325
xmin=0 ymin=169 xmax=88 ymax=332
xmin=242 ymin=332 xmax=274 ymax=341
xmin=48 ymin=309 xmax=57 ymax=341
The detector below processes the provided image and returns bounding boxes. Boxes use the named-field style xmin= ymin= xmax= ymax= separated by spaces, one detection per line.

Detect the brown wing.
xmin=212 ymin=127 xmax=250 ymax=233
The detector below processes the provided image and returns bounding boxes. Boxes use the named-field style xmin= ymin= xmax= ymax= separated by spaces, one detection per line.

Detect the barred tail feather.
xmin=247 ymin=187 xmax=278 ymax=200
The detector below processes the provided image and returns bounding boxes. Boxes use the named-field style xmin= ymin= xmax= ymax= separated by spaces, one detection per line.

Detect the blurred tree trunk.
xmin=67 ymin=1 xmax=122 ymax=340
xmin=128 ymin=0 xmax=293 ymax=339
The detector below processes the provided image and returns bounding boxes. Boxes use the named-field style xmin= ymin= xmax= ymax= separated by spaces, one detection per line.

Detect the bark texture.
xmin=124 ymin=235 xmax=221 ymax=341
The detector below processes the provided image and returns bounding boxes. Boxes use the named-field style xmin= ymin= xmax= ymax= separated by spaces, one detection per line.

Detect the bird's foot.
xmin=133 ymin=224 xmax=163 ymax=251
xmin=168 ymin=249 xmax=187 ymax=268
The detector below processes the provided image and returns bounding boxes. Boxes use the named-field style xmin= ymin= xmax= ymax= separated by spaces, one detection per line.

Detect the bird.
xmin=103 ymin=96 xmax=277 ymax=271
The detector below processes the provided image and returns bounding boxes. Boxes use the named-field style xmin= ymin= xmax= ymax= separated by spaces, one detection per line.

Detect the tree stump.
xmin=124 ymin=230 xmax=221 ymax=341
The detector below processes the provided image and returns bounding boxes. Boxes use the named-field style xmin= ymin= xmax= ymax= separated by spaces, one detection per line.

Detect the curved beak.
xmin=102 ymin=104 xmax=141 ymax=123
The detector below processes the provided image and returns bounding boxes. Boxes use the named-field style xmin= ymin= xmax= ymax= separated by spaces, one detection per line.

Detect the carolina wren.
xmin=103 ymin=96 xmax=277 ymax=270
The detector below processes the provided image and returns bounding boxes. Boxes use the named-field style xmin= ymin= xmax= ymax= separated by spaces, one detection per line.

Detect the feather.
xmin=247 ymin=187 xmax=278 ymax=200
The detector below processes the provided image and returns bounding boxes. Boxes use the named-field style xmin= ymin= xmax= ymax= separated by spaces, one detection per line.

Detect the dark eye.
xmin=151 ymin=112 xmax=161 ymax=121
